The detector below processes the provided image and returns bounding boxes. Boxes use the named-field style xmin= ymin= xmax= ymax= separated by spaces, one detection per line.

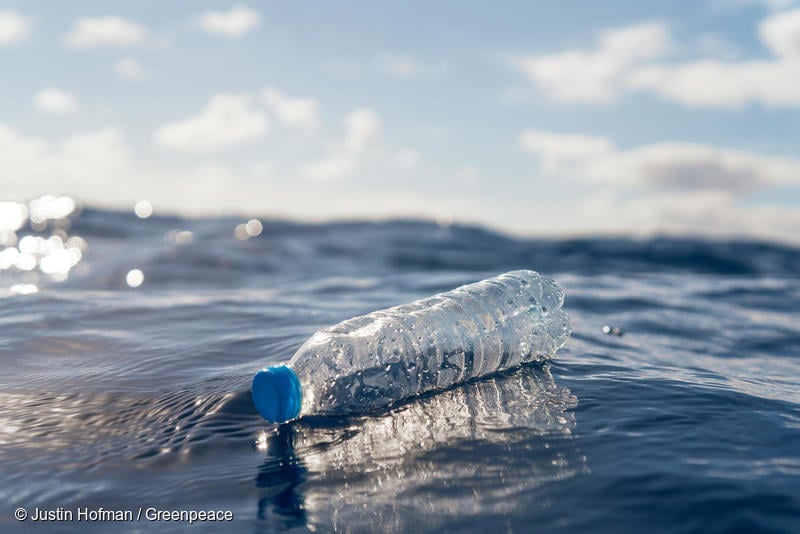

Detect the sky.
xmin=1 ymin=0 xmax=799 ymax=241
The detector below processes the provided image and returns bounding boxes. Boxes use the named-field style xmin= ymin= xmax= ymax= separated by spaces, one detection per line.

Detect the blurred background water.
xmin=0 ymin=198 xmax=798 ymax=533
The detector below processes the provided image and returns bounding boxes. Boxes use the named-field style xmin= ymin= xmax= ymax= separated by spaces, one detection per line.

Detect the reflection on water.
xmin=0 ymin=378 xmax=251 ymax=478
xmin=255 ymin=364 xmax=587 ymax=532
xmin=256 ymin=429 xmax=308 ymax=530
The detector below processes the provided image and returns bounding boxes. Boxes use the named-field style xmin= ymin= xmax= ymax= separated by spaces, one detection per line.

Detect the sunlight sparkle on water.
xmin=29 ymin=195 xmax=76 ymax=223
xmin=166 ymin=229 xmax=193 ymax=245
xmin=134 ymin=200 xmax=153 ymax=219
xmin=10 ymin=283 xmax=38 ymax=295
xmin=0 ymin=196 xmax=86 ymax=288
xmin=255 ymin=429 xmax=277 ymax=452
xmin=235 ymin=219 xmax=263 ymax=240
xmin=246 ymin=219 xmax=263 ymax=237
xmin=0 ymin=202 xmax=28 ymax=232
xmin=126 ymin=269 xmax=144 ymax=288
xmin=16 ymin=253 xmax=36 ymax=271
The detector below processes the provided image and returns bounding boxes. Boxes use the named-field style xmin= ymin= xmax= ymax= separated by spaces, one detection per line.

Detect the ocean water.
xmin=1 ymin=201 xmax=799 ymax=533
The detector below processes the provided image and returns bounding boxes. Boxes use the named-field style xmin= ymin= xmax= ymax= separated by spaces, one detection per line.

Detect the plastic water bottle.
xmin=252 ymin=270 xmax=571 ymax=423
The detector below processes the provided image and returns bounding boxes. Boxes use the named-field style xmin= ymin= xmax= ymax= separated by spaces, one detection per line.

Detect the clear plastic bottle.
xmin=252 ymin=270 xmax=572 ymax=423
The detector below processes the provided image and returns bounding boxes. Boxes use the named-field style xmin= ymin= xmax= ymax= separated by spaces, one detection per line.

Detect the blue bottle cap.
xmin=251 ymin=365 xmax=302 ymax=423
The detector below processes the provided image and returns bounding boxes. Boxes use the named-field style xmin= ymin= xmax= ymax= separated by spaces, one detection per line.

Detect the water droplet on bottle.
xmin=275 ymin=270 xmax=571 ymax=420
xmin=602 ymin=325 xmax=623 ymax=336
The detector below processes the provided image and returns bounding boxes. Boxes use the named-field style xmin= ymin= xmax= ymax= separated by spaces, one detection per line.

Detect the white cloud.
xmin=2 ymin=123 xmax=798 ymax=242
xmin=626 ymin=10 xmax=800 ymax=107
xmin=519 ymin=128 xmax=800 ymax=192
xmin=261 ymin=87 xmax=319 ymax=132
xmin=0 ymin=124 xmax=253 ymax=211
xmin=512 ymin=22 xmax=672 ymax=103
xmin=114 ymin=58 xmax=145 ymax=80
xmin=304 ymin=154 xmax=358 ymax=182
xmin=627 ymin=59 xmax=800 ymax=107
xmin=593 ymin=143 xmax=800 ymax=191
xmin=154 ymin=93 xmax=268 ymax=152
xmin=0 ymin=10 xmax=30 ymax=45
xmin=0 ymin=123 xmax=465 ymax=231
xmin=199 ymin=6 xmax=261 ymax=37
xmin=513 ymin=132 xmax=800 ymax=240
xmin=33 ymin=88 xmax=78 ymax=115
xmin=56 ymin=128 xmax=131 ymax=181
xmin=555 ymin=189 xmax=800 ymax=242
xmin=759 ymin=8 xmax=800 ymax=58
xmin=519 ymin=130 xmax=615 ymax=174
xmin=344 ymin=108 xmax=382 ymax=152
xmin=0 ymin=125 xmax=130 ymax=195
xmin=302 ymin=108 xmax=385 ymax=181
xmin=65 ymin=16 xmax=147 ymax=49
xmin=513 ymin=12 xmax=800 ymax=108
xmin=301 ymin=110 xmax=429 ymax=184
xmin=0 ymin=124 xmax=48 ymax=170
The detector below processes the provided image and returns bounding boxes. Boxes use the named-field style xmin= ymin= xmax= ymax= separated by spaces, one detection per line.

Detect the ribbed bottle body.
xmin=290 ymin=270 xmax=571 ymax=417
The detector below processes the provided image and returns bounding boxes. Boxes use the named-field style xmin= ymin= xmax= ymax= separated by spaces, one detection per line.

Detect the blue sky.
xmin=1 ymin=1 xmax=799 ymax=240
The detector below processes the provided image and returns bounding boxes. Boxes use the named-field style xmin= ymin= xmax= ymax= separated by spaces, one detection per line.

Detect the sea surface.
xmin=1 ymin=200 xmax=799 ymax=533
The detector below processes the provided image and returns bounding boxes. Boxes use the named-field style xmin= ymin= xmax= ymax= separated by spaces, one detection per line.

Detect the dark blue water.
xmin=1 ymin=204 xmax=799 ymax=533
